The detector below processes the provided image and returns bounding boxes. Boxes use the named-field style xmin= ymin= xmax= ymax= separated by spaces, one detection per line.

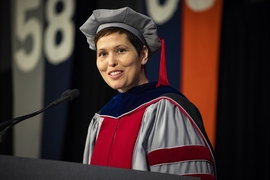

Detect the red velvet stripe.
xmin=90 ymin=119 xmax=119 ymax=166
xmin=147 ymin=145 xmax=214 ymax=166
xmin=90 ymin=108 xmax=146 ymax=168
xmin=185 ymin=174 xmax=216 ymax=180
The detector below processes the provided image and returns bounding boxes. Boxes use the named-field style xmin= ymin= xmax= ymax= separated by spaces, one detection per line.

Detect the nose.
xmin=108 ymin=54 xmax=118 ymax=67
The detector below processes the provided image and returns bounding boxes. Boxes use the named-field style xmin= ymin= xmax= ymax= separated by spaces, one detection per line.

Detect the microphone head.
xmin=62 ymin=89 xmax=80 ymax=101
xmin=69 ymin=89 xmax=80 ymax=101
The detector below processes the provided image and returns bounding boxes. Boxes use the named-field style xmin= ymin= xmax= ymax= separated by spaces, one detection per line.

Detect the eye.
xmin=98 ymin=51 xmax=107 ymax=57
xmin=117 ymin=48 xmax=126 ymax=53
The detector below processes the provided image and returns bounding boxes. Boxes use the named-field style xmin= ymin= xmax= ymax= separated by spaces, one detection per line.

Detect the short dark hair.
xmin=94 ymin=27 xmax=145 ymax=56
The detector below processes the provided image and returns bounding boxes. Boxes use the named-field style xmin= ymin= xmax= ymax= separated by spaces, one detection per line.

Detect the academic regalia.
xmin=80 ymin=7 xmax=217 ymax=180
xmin=83 ymin=82 xmax=216 ymax=180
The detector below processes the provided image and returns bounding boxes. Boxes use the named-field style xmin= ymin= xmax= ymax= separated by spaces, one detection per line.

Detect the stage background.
xmin=0 ymin=0 xmax=269 ymax=179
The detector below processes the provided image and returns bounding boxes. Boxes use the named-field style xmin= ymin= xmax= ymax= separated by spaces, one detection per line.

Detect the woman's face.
xmin=96 ymin=32 xmax=149 ymax=92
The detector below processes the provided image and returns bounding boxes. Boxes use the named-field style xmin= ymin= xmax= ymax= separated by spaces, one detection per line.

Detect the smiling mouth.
xmin=109 ymin=71 xmax=123 ymax=77
xmin=110 ymin=71 xmax=121 ymax=76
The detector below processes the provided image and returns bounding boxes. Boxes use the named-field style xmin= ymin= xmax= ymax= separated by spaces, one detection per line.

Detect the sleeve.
xmin=83 ymin=114 xmax=104 ymax=164
xmin=132 ymin=97 xmax=216 ymax=180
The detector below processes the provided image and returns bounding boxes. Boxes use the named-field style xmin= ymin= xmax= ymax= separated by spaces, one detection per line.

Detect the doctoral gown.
xmin=83 ymin=82 xmax=216 ymax=180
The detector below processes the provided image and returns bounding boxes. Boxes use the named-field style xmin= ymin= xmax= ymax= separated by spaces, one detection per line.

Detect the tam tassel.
xmin=156 ymin=37 xmax=170 ymax=88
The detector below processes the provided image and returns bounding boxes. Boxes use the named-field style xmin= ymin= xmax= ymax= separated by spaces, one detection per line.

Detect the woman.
xmin=80 ymin=7 xmax=216 ymax=180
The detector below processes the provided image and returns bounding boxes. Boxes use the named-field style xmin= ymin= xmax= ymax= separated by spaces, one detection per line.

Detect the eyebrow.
xmin=97 ymin=44 xmax=128 ymax=51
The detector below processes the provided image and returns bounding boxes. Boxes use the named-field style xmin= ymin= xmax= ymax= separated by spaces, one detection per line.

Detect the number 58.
xmin=14 ymin=0 xmax=75 ymax=72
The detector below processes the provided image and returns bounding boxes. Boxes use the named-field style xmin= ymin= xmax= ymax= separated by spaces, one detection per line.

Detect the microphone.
xmin=49 ymin=89 xmax=80 ymax=106
xmin=0 ymin=89 xmax=80 ymax=143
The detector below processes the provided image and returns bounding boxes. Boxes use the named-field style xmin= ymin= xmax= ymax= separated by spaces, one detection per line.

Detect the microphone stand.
xmin=0 ymin=89 xmax=80 ymax=144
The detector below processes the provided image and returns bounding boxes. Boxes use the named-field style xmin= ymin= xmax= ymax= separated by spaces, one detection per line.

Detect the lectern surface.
xmin=0 ymin=155 xmax=199 ymax=180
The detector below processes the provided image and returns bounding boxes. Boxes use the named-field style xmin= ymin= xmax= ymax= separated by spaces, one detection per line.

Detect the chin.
xmin=110 ymin=84 xmax=123 ymax=91
xmin=109 ymin=82 xmax=128 ymax=92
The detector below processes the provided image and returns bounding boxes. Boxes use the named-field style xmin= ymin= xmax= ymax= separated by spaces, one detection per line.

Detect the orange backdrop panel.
xmin=181 ymin=0 xmax=223 ymax=147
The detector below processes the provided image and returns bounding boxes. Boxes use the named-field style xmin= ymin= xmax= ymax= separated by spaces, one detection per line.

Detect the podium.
xmin=0 ymin=155 xmax=199 ymax=180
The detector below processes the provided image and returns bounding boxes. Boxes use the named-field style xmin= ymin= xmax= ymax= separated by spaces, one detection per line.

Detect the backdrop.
xmin=0 ymin=0 xmax=269 ymax=179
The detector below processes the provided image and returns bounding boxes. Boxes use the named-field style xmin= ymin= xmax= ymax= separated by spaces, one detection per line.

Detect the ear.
xmin=140 ymin=45 xmax=149 ymax=65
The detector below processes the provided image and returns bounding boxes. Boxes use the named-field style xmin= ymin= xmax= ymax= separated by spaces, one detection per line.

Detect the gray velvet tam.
xmin=80 ymin=7 xmax=161 ymax=55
